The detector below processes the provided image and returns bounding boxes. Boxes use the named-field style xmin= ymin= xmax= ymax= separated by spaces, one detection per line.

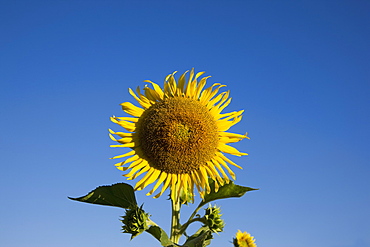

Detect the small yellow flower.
xmin=233 ymin=230 xmax=257 ymax=247
xmin=110 ymin=69 xmax=248 ymax=201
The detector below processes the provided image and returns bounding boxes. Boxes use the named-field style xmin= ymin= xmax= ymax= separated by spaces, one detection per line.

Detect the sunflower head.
xmin=233 ymin=230 xmax=257 ymax=247
xmin=110 ymin=69 xmax=248 ymax=202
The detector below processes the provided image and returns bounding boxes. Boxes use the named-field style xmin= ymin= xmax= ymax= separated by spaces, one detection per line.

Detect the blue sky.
xmin=1 ymin=1 xmax=369 ymax=247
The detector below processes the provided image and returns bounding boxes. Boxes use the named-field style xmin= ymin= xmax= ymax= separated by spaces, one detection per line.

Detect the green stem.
xmin=176 ymin=201 xmax=206 ymax=237
xmin=178 ymin=217 xmax=206 ymax=236
xmin=170 ymin=197 xmax=181 ymax=244
xmin=184 ymin=200 xmax=204 ymax=226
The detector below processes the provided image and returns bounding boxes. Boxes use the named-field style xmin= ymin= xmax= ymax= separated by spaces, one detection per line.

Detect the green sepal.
xmin=68 ymin=183 xmax=137 ymax=209
xmin=183 ymin=226 xmax=213 ymax=247
xmin=146 ymin=225 xmax=174 ymax=247
xmin=200 ymin=180 xmax=258 ymax=208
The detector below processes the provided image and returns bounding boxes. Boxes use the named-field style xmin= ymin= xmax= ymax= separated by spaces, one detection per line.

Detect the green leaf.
xmin=183 ymin=226 xmax=213 ymax=247
xmin=68 ymin=183 xmax=137 ymax=209
xmin=146 ymin=225 xmax=174 ymax=247
xmin=200 ymin=180 xmax=258 ymax=207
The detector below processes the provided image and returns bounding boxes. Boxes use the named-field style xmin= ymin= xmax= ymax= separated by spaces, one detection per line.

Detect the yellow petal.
xmin=214 ymin=156 xmax=236 ymax=180
xmin=111 ymin=150 xmax=136 ymax=160
xmin=140 ymin=169 xmax=161 ymax=190
xmin=218 ymin=143 xmax=247 ymax=156
xmin=207 ymin=91 xmax=227 ymax=108
xmin=131 ymin=162 xmax=151 ymax=179
xmin=191 ymin=171 xmax=202 ymax=195
xmin=217 ymin=115 xmax=242 ymax=132
xmin=199 ymin=167 xmax=211 ymax=194
xmin=170 ymin=173 xmax=178 ymax=200
xmin=136 ymin=86 xmax=155 ymax=106
xmin=146 ymin=172 xmax=168 ymax=196
xmin=177 ymin=70 xmax=188 ymax=94
xmin=110 ymin=143 xmax=135 ymax=148
xmin=109 ymin=133 xmax=133 ymax=144
xmin=200 ymin=83 xmax=225 ymax=105
xmin=109 ymin=129 xmax=134 ymax=138
xmin=134 ymin=167 xmax=156 ymax=190
xmin=115 ymin=116 xmax=139 ymax=122
xmin=148 ymin=81 xmax=164 ymax=99
xmin=219 ymin=131 xmax=248 ymax=140
xmin=120 ymin=102 xmax=144 ymax=117
xmin=205 ymin=161 xmax=224 ymax=186
xmin=210 ymin=96 xmax=231 ymax=116
xmin=154 ymin=172 xmax=172 ymax=198
xmin=194 ymin=76 xmax=210 ymax=99
xmin=123 ymin=160 xmax=146 ymax=178
xmin=217 ymin=110 xmax=244 ymax=121
xmin=120 ymin=154 xmax=140 ymax=166
xmin=211 ymin=159 xmax=230 ymax=183
xmin=217 ymin=152 xmax=243 ymax=169
xmin=129 ymin=88 xmax=152 ymax=109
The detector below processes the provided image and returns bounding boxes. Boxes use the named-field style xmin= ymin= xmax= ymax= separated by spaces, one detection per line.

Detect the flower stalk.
xmin=170 ymin=197 xmax=182 ymax=244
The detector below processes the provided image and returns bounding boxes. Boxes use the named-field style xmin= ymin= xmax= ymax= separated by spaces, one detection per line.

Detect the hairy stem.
xmin=170 ymin=197 xmax=181 ymax=244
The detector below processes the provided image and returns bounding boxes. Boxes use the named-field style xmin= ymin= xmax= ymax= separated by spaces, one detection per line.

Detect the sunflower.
xmin=109 ymin=69 xmax=248 ymax=201
xmin=233 ymin=230 xmax=257 ymax=247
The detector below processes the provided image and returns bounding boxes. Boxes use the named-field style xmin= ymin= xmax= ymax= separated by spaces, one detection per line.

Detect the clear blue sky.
xmin=1 ymin=1 xmax=369 ymax=247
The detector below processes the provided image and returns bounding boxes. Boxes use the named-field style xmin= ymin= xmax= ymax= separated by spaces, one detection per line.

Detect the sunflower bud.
xmin=204 ymin=204 xmax=224 ymax=233
xmin=121 ymin=205 xmax=150 ymax=239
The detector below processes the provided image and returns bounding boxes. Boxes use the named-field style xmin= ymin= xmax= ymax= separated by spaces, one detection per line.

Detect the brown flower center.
xmin=136 ymin=97 xmax=218 ymax=174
